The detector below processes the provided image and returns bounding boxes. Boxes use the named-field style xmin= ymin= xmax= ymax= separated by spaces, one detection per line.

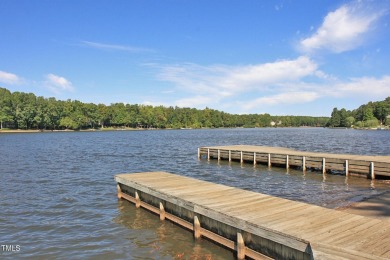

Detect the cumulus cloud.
xmin=300 ymin=1 xmax=386 ymax=53
xmin=0 ymin=70 xmax=21 ymax=85
xmin=81 ymin=40 xmax=154 ymax=53
xmin=44 ymin=74 xmax=74 ymax=93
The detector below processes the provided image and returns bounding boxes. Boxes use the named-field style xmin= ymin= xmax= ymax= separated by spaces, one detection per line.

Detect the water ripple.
xmin=1 ymin=128 xmax=389 ymax=258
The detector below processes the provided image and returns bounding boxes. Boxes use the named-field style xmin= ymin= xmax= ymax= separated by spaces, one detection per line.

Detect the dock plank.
xmin=116 ymin=172 xmax=390 ymax=259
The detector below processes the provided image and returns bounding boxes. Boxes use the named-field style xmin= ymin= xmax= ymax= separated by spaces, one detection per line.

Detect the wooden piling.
xmin=286 ymin=155 xmax=289 ymax=169
xmin=194 ymin=216 xmax=201 ymax=239
xmin=302 ymin=156 xmax=306 ymax=172
xmin=345 ymin=160 xmax=349 ymax=176
xmin=228 ymin=150 xmax=232 ymax=162
xmin=117 ymin=184 xmax=122 ymax=199
xmin=370 ymin=162 xmax=375 ymax=180
xmin=135 ymin=191 xmax=140 ymax=208
xmin=237 ymin=232 xmax=245 ymax=259
xmin=253 ymin=152 xmax=257 ymax=166
xmin=159 ymin=202 xmax=166 ymax=220
xmin=240 ymin=151 xmax=243 ymax=164
xmin=217 ymin=149 xmax=220 ymax=161
xmin=322 ymin=158 xmax=326 ymax=175
xmin=268 ymin=153 xmax=271 ymax=167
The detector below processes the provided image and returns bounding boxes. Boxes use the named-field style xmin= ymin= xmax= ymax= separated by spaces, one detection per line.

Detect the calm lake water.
xmin=1 ymin=128 xmax=390 ymax=259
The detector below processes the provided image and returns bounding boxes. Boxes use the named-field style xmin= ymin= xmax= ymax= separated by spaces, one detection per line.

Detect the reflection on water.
xmin=0 ymin=128 xmax=389 ymax=258
xmin=114 ymin=200 xmax=234 ymax=260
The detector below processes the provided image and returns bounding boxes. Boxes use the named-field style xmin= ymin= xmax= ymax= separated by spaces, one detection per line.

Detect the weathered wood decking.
xmin=199 ymin=145 xmax=390 ymax=179
xmin=115 ymin=172 xmax=390 ymax=260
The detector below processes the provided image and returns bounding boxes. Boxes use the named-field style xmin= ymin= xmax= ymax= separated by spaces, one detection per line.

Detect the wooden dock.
xmin=198 ymin=145 xmax=390 ymax=179
xmin=115 ymin=172 xmax=390 ymax=260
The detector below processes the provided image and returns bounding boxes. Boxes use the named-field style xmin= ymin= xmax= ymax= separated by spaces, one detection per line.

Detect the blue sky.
xmin=1 ymin=0 xmax=389 ymax=116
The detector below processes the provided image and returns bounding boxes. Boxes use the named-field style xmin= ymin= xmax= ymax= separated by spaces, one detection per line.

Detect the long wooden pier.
xmin=115 ymin=172 xmax=390 ymax=259
xmin=198 ymin=145 xmax=390 ymax=179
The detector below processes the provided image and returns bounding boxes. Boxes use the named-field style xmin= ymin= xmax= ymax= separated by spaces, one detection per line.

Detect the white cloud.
xmin=158 ymin=56 xmax=318 ymax=97
xmin=154 ymin=56 xmax=326 ymax=111
xmin=81 ymin=40 xmax=154 ymax=53
xmin=300 ymin=1 xmax=386 ymax=53
xmin=175 ymin=95 xmax=216 ymax=108
xmin=154 ymin=56 xmax=390 ymax=113
xmin=0 ymin=70 xmax=21 ymax=85
xmin=44 ymin=74 xmax=74 ymax=93
xmin=242 ymin=91 xmax=320 ymax=111
xmin=335 ymin=75 xmax=390 ymax=97
xmin=242 ymin=75 xmax=390 ymax=112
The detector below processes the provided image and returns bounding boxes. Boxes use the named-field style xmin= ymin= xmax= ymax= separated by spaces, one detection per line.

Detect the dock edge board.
xmin=115 ymin=173 xmax=313 ymax=260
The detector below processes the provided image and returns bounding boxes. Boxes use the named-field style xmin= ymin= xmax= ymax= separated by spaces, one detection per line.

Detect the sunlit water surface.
xmin=1 ymin=128 xmax=389 ymax=259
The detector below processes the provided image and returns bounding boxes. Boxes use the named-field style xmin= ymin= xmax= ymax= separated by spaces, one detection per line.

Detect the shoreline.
xmin=337 ymin=190 xmax=390 ymax=220
xmin=0 ymin=128 xmax=149 ymax=133
xmin=1 ymin=126 xmax=385 ymax=134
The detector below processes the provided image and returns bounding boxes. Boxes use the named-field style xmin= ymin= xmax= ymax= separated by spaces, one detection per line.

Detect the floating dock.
xmin=198 ymin=145 xmax=390 ymax=179
xmin=115 ymin=172 xmax=390 ymax=259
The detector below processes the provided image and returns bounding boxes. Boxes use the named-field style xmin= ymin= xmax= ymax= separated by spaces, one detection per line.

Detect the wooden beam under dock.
xmin=115 ymin=172 xmax=390 ymax=260
xmin=198 ymin=145 xmax=390 ymax=179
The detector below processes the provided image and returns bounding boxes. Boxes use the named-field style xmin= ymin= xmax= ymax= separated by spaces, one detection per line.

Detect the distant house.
xmin=270 ymin=121 xmax=282 ymax=126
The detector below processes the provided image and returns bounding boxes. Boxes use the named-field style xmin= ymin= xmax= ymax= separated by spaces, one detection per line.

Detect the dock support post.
xmin=194 ymin=216 xmax=201 ymax=239
xmin=197 ymin=148 xmax=200 ymax=159
xmin=228 ymin=150 xmax=231 ymax=162
xmin=117 ymin=184 xmax=122 ymax=199
xmin=302 ymin=156 xmax=306 ymax=172
xmin=268 ymin=153 xmax=271 ymax=167
xmin=240 ymin=151 xmax=243 ymax=164
xmin=345 ymin=160 xmax=349 ymax=177
xmin=207 ymin=148 xmax=210 ymax=161
xmin=237 ymin=232 xmax=245 ymax=259
xmin=286 ymin=155 xmax=289 ymax=169
xmin=322 ymin=158 xmax=326 ymax=175
xmin=370 ymin=162 xmax=375 ymax=180
xmin=159 ymin=202 xmax=165 ymax=221
xmin=253 ymin=152 xmax=256 ymax=166
xmin=135 ymin=191 xmax=141 ymax=208
xmin=217 ymin=149 xmax=220 ymax=161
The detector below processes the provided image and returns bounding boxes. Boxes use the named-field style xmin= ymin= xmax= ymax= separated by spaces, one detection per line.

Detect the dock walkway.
xmin=199 ymin=145 xmax=390 ymax=178
xmin=115 ymin=172 xmax=390 ymax=259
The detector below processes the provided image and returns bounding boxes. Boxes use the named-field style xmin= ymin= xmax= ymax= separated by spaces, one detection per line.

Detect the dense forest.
xmin=328 ymin=97 xmax=390 ymax=128
xmin=0 ymin=87 xmax=329 ymax=130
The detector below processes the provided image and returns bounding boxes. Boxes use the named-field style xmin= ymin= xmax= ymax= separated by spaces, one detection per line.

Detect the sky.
xmin=1 ymin=0 xmax=390 ymax=116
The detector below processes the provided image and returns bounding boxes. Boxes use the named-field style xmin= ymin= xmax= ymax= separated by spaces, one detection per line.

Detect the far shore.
xmin=2 ymin=126 xmax=390 ymax=134
xmin=0 ymin=128 xmax=151 ymax=133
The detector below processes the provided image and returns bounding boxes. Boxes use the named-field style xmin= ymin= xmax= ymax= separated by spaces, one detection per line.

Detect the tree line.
xmin=0 ymin=87 xmax=329 ymax=130
xmin=328 ymin=97 xmax=390 ymax=128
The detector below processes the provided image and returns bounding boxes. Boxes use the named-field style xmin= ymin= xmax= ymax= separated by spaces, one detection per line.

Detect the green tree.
xmin=0 ymin=88 xmax=13 ymax=129
xmin=363 ymin=106 xmax=375 ymax=121
xmin=374 ymin=102 xmax=388 ymax=125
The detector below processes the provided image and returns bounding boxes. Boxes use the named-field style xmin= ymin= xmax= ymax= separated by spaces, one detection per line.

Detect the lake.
xmin=1 ymin=128 xmax=389 ymax=259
